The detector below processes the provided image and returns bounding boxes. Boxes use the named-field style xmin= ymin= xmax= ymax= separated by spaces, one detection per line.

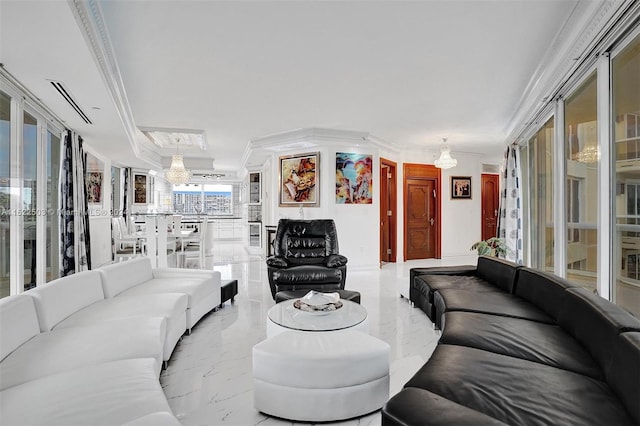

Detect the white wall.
xmin=260 ymin=131 xmax=504 ymax=268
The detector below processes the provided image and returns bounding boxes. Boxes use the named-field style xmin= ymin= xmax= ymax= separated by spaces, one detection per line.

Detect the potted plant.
xmin=471 ymin=237 xmax=508 ymax=258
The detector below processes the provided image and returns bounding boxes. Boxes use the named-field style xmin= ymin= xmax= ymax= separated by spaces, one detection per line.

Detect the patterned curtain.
xmin=122 ymin=167 xmax=130 ymax=220
xmin=59 ymin=130 xmax=91 ymax=276
xmin=497 ymin=144 xmax=523 ymax=264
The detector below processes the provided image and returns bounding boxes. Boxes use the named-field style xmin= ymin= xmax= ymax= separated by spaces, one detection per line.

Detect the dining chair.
xmin=178 ymin=219 xmax=208 ymax=269
xmin=112 ymin=217 xmax=143 ymax=262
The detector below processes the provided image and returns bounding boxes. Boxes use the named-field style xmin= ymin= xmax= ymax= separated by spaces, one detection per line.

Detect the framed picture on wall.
xmin=451 ymin=176 xmax=472 ymax=199
xmin=335 ymin=152 xmax=373 ymax=204
xmin=86 ymin=172 xmax=103 ymax=204
xmin=279 ymin=152 xmax=320 ymax=207
xmin=133 ymin=173 xmax=148 ymax=204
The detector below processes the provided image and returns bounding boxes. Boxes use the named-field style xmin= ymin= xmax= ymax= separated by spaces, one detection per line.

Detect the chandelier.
xmin=575 ymin=145 xmax=600 ymax=164
xmin=165 ymin=139 xmax=191 ymax=184
xmin=434 ymin=138 xmax=458 ymax=169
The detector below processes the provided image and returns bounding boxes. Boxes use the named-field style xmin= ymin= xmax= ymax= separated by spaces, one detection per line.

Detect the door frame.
xmin=403 ymin=163 xmax=441 ymax=260
xmin=380 ymin=158 xmax=397 ymax=263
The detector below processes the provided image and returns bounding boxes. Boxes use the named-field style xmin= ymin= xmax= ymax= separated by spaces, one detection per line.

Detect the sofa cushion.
xmin=0 ymin=317 xmax=166 ymax=390
xmin=0 ymin=358 xmax=174 ymax=426
xmin=382 ymin=387 xmax=508 ymax=426
xmin=98 ymin=257 xmax=154 ymax=298
xmin=434 ymin=288 xmax=553 ymax=328
xmin=415 ymin=274 xmax=502 ymax=303
xmin=514 ymin=268 xmax=577 ymax=322
xmin=53 ymin=293 xmax=188 ymax=331
xmin=475 ymin=256 xmax=520 ymax=293
xmin=606 ymin=332 xmax=640 ymax=424
xmin=0 ymin=295 xmax=40 ymax=362
xmin=405 ymin=344 xmax=635 ymax=426
xmin=439 ymin=311 xmax=602 ymax=379
xmin=27 ymin=270 xmax=105 ymax=331
xmin=558 ymin=287 xmax=640 ymax=372
xmin=273 ymin=265 xmax=342 ymax=284
xmin=120 ymin=276 xmax=216 ymax=309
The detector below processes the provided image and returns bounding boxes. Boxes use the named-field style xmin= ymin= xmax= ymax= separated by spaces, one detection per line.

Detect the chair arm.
xmin=266 ymin=256 xmax=288 ymax=268
xmin=326 ymin=254 xmax=348 ymax=268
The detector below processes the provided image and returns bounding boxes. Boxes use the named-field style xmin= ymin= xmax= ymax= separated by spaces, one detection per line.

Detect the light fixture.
xmin=165 ymin=139 xmax=191 ymax=184
xmin=575 ymin=145 xmax=600 ymax=163
xmin=434 ymin=138 xmax=458 ymax=169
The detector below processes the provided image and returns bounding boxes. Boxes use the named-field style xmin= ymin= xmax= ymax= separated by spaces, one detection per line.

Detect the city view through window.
xmin=172 ymin=184 xmax=233 ymax=215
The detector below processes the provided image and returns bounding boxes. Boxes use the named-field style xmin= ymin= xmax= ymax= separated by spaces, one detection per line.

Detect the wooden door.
xmin=406 ymin=178 xmax=437 ymax=260
xmin=379 ymin=159 xmax=397 ymax=264
xmin=481 ymin=173 xmax=500 ymax=240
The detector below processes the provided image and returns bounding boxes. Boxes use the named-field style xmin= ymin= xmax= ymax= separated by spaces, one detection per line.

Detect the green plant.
xmin=471 ymin=237 xmax=508 ymax=258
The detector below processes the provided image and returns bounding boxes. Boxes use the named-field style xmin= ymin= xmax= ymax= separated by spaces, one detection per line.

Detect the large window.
xmin=613 ymin=33 xmax=640 ymax=316
xmin=172 ymin=184 xmax=233 ymax=215
xmin=528 ymin=117 xmax=554 ymax=271
xmin=564 ymin=73 xmax=598 ymax=292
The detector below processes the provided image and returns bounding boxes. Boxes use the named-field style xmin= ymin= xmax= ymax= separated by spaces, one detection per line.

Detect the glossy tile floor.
xmin=161 ymin=241 xmax=478 ymax=426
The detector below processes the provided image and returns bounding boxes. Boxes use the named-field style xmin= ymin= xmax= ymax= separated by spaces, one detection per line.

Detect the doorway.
xmin=404 ymin=164 xmax=441 ymax=260
xmin=481 ymin=173 xmax=500 ymax=240
xmin=380 ymin=158 xmax=397 ymax=264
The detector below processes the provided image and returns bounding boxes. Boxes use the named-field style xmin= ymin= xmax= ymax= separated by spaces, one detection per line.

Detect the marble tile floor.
xmin=161 ymin=241 xmax=478 ymax=426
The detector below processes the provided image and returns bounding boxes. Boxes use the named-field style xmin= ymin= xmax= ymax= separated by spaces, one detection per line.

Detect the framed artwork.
xmin=133 ymin=173 xmax=148 ymax=204
xmin=86 ymin=172 xmax=103 ymax=204
xmin=451 ymin=176 xmax=472 ymax=199
xmin=279 ymin=152 xmax=320 ymax=207
xmin=335 ymin=152 xmax=373 ymax=204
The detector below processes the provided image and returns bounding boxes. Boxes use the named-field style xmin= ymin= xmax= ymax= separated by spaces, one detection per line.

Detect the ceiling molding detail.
xmin=67 ymin=0 xmax=143 ymax=160
xmin=505 ymin=0 xmax=633 ymax=142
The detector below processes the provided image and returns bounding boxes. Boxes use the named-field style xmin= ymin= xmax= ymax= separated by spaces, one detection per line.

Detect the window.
xmin=172 ymin=184 xmax=233 ymax=215
xmin=567 ymin=178 xmax=581 ymax=243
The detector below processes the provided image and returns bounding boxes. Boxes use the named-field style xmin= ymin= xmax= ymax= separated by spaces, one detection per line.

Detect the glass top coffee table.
xmin=266 ymin=299 xmax=368 ymax=338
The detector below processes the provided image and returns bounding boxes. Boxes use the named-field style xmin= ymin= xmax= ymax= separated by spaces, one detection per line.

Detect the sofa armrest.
xmin=266 ymin=256 xmax=288 ymax=268
xmin=382 ymin=388 xmax=507 ymax=426
xmin=326 ymin=254 xmax=348 ymax=268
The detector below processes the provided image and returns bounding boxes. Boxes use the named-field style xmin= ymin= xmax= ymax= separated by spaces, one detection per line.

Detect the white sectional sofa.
xmin=0 ymin=258 xmax=222 ymax=425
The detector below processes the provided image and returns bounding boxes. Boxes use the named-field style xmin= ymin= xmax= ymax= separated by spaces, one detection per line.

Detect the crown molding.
xmin=67 ymin=0 xmax=142 ymax=159
xmin=505 ymin=0 xmax=636 ymax=142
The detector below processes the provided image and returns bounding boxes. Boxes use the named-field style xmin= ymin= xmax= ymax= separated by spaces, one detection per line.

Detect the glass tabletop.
xmin=267 ymin=299 xmax=367 ymax=332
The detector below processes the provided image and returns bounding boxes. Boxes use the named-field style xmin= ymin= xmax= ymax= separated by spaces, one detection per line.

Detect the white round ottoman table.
xmin=252 ymin=328 xmax=390 ymax=422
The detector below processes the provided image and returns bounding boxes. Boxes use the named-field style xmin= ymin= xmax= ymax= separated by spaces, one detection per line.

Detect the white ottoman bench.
xmin=252 ymin=329 xmax=390 ymax=422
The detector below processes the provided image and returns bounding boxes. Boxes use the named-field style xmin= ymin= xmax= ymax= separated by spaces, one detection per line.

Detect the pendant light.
xmin=165 ymin=138 xmax=191 ymax=184
xmin=434 ymin=138 xmax=458 ymax=169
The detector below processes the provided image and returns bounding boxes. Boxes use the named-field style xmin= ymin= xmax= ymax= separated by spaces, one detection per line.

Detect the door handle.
xmin=494 ymin=209 xmax=498 ymax=217
xmin=429 ymin=218 xmax=435 ymax=226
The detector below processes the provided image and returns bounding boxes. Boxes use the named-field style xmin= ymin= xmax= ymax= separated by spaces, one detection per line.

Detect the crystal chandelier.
xmin=575 ymin=145 xmax=600 ymax=164
xmin=165 ymin=139 xmax=191 ymax=184
xmin=434 ymin=138 xmax=458 ymax=169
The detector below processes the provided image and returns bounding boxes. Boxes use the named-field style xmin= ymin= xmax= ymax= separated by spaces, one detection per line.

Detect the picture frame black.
xmin=451 ymin=176 xmax=471 ymax=199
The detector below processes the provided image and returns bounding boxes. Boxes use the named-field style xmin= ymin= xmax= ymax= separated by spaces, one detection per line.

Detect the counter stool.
xmin=253 ymin=329 xmax=389 ymax=421
xmin=274 ymin=289 xmax=361 ymax=304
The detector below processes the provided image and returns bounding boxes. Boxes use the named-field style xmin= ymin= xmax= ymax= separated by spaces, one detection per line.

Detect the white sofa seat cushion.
xmin=0 ymin=358 xmax=176 ymax=426
xmin=0 ymin=295 xmax=40 ymax=361
xmin=26 ymin=270 xmax=105 ymax=332
xmin=0 ymin=317 xmax=166 ymax=390
xmin=121 ymin=412 xmax=183 ymax=426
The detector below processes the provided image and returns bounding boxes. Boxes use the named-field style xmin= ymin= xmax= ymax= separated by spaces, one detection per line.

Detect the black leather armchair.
xmin=266 ymin=219 xmax=348 ymax=300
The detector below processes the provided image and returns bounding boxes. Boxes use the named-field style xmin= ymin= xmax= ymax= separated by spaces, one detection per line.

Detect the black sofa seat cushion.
xmin=439 ymin=311 xmax=603 ymax=379
xmin=415 ymin=275 xmax=503 ymax=302
xmin=434 ymin=288 xmax=553 ymax=329
xmin=272 ymin=265 xmax=342 ymax=284
xmin=405 ymin=344 xmax=635 ymax=426
xmin=382 ymin=387 xmax=508 ymax=426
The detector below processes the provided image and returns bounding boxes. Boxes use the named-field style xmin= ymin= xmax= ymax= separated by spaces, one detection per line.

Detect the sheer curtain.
xmin=497 ymin=144 xmax=523 ymax=264
xmin=59 ymin=130 xmax=91 ymax=276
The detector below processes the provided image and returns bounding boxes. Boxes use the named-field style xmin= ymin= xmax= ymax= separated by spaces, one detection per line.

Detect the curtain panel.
xmin=59 ymin=130 xmax=91 ymax=276
xmin=498 ymin=145 xmax=523 ymax=264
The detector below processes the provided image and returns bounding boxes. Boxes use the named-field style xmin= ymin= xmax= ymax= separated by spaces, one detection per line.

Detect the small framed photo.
xmin=279 ymin=152 xmax=319 ymax=207
xmin=86 ymin=172 xmax=103 ymax=204
xmin=451 ymin=176 xmax=472 ymax=199
xmin=133 ymin=173 xmax=148 ymax=205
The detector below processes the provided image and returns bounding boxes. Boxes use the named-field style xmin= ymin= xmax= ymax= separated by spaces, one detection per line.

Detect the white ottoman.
xmin=252 ymin=329 xmax=390 ymax=422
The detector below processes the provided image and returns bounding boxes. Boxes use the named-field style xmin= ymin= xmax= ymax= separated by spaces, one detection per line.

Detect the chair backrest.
xmin=111 ymin=217 xmax=122 ymax=239
xmin=117 ymin=216 xmax=128 ymax=236
xmin=273 ymin=219 xmax=340 ymax=263
xmin=172 ymin=215 xmax=183 ymax=233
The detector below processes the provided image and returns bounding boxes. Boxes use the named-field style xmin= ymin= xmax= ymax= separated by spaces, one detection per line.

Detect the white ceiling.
xmin=1 ymin=0 xmax=581 ymax=176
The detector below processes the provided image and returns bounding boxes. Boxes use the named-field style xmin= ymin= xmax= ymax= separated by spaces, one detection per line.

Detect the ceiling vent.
xmin=482 ymin=163 xmax=500 ymax=174
xmin=49 ymin=80 xmax=93 ymax=125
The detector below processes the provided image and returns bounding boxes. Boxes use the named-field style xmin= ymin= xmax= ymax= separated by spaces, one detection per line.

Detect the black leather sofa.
xmin=266 ymin=219 xmax=348 ymax=300
xmin=383 ymin=256 xmax=640 ymax=425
